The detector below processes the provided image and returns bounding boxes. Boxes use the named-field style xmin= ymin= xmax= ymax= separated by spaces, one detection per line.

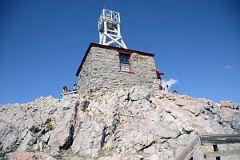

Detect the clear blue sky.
xmin=1 ymin=0 xmax=239 ymax=104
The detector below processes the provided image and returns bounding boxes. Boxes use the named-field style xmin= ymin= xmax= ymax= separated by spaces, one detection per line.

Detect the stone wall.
xmin=77 ymin=49 xmax=93 ymax=96
xmin=77 ymin=46 xmax=160 ymax=96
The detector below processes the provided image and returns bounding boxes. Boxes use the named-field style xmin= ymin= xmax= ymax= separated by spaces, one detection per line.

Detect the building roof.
xmin=76 ymin=43 xmax=155 ymax=76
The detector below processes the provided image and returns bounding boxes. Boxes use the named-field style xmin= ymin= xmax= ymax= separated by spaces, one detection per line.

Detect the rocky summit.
xmin=0 ymin=86 xmax=239 ymax=160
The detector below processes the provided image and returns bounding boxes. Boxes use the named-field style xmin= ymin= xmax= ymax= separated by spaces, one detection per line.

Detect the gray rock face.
xmin=0 ymin=87 xmax=239 ymax=160
xmin=7 ymin=151 xmax=56 ymax=160
xmin=231 ymin=112 xmax=240 ymax=133
xmin=129 ymin=86 xmax=150 ymax=101
xmin=220 ymin=100 xmax=239 ymax=110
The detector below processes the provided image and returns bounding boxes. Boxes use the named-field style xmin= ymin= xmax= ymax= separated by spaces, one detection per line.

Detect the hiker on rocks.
xmin=165 ymin=85 xmax=169 ymax=92
xmin=173 ymin=90 xmax=178 ymax=94
xmin=73 ymin=84 xmax=77 ymax=92
xmin=62 ymin=86 xmax=68 ymax=94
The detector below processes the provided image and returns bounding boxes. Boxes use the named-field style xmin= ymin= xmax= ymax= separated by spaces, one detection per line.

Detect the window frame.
xmin=118 ymin=52 xmax=134 ymax=73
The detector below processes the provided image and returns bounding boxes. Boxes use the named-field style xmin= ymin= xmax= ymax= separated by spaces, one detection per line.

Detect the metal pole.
xmin=213 ymin=145 xmax=221 ymax=160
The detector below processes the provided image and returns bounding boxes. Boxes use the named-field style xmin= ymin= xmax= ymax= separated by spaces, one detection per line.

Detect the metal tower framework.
xmin=98 ymin=9 xmax=127 ymax=48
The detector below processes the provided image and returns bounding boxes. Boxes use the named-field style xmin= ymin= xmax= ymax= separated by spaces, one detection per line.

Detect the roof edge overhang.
xmin=76 ymin=43 xmax=154 ymax=76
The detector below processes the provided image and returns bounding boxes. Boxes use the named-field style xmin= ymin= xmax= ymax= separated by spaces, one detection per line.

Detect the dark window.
xmin=119 ymin=54 xmax=130 ymax=72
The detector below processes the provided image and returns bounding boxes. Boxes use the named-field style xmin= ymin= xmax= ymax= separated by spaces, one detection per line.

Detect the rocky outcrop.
xmin=0 ymin=86 xmax=239 ymax=160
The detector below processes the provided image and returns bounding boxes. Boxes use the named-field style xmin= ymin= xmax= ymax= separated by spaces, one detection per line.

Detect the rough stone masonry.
xmin=76 ymin=43 xmax=160 ymax=97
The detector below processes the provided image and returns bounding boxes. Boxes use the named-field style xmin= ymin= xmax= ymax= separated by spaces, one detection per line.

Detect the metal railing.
xmin=61 ymin=90 xmax=78 ymax=97
xmin=175 ymin=134 xmax=240 ymax=160
xmin=200 ymin=134 xmax=240 ymax=160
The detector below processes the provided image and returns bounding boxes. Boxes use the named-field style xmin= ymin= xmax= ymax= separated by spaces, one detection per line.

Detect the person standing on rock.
xmin=62 ymin=86 xmax=68 ymax=94
xmin=73 ymin=84 xmax=77 ymax=92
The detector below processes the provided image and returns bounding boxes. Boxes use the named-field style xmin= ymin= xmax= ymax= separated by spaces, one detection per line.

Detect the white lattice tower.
xmin=98 ymin=9 xmax=127 ymax=48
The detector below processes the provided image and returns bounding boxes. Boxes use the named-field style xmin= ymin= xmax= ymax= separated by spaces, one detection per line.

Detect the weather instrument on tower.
xmin=98 ymin=9 xmax=127 ymax=48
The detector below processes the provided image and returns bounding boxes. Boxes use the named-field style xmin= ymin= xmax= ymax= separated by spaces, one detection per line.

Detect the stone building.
xmin=76 ymin=43 xmax=160 ymax=96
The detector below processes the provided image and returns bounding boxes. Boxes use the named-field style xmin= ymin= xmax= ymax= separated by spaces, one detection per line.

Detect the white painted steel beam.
xmin=98 ymin=9 xmax=127 ymax=49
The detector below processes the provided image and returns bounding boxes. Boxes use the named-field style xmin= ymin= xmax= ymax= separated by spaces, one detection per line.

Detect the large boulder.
xmin=129 ymin=86 xmax=150 ymax=101
xmin=220 ymin=100 xmax=239 ymax=110
xmin=231 ymin=112 xmax=240 ymax=133
xmin=6 ymin=151 xmax=56 ymax=160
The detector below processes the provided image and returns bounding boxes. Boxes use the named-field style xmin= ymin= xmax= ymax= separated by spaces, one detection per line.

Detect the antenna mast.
xmin=98 ymin=9 xmax=127 ymax=48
